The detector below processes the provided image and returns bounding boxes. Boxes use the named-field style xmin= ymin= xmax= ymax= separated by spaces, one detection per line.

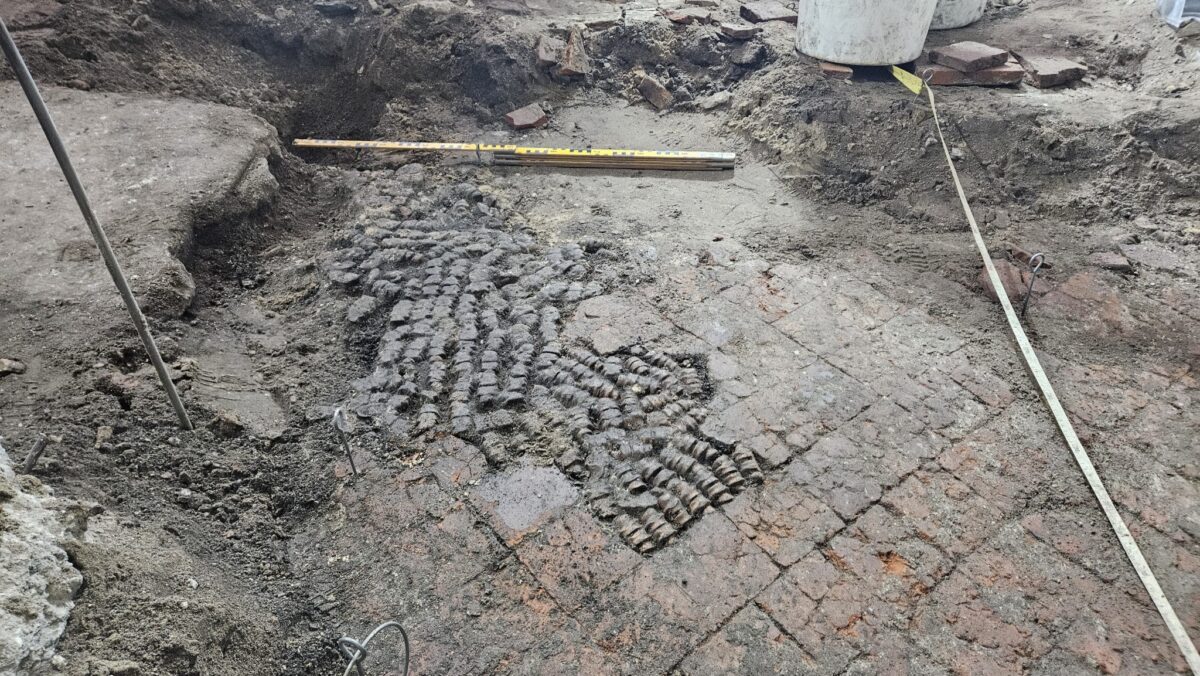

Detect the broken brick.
xmin=915 ymin=58 xmax=1022 ymax=87
xmin=739 ymin=0 xmax=797 ymax=24
xmin=535 ymin=35 xmax=564 ymax=68
xmin=819 ymin=61 xmax=853 ymax=80
xmin=929 ymin=41 xmax=1009 ymax=72
xmin=1089 ymin=252 xmax=1134 ymax=274
xmin=1015 ymin=53 xmax=1087 ymax=88
xmin=504 ymin=103 xmax=549 ymax=130
xmin=662 ymin=6 xmax=711 ymax=24
xmin=558 ymin=27 xmax=591 ymax=77
xmin=720 ymin=22 xmax=760 ymax=40
xmin=967 ymin=60 xmax=1024 ymax=86
xmin=637 ymin=74 xmax=674 ymax=110
xmin=915 ymin=61 xmax=968 ymax=86
xmin=584 ymin=16 xmax=620 ymax=30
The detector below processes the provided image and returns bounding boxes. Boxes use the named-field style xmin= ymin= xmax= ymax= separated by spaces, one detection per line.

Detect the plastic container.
xmin=930 ymin=0 xmax=987 ymax=29
xmin=795 ymin=0 xmax=940 ymax=66
xmin=1157 ymin=0 xmax=1200 ymax=27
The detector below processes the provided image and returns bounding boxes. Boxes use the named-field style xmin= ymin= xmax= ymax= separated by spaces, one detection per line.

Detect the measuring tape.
xmin=292 ymin=138 xmax=736 ymax=171
xmin=894 ymin=67 xmax=1200 ymax=674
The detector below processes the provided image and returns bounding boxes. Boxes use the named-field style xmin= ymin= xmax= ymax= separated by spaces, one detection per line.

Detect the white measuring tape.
xmin=892 ymin=66 xmax=1200 ymax=673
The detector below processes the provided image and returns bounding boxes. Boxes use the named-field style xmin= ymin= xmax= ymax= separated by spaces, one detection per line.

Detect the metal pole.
xmin=1 ymin=18 xmax=193 ymax=430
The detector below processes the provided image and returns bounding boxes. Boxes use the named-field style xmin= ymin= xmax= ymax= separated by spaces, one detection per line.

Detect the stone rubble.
xmin=0 ymin=443 xmax=83 ymax=674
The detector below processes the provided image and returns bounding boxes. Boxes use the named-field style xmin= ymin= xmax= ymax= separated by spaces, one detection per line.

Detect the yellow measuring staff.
xmin=293 ymin=139 xmax=520 ymax=153
xmin=291 ymin=138 xmax=736 ymax=170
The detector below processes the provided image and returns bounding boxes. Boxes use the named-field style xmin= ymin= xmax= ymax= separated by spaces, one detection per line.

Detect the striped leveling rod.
xmin=292 ymin=138 xmax=736 ymax=171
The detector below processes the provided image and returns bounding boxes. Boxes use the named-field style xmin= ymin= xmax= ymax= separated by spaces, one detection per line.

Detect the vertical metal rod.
xmin=1 ymin=18 xmax=193 ymax=430
xmin=332 ymin=408 xmax=358 ymax=476
xmin=22 ymin=435 xmax=48 ymax=474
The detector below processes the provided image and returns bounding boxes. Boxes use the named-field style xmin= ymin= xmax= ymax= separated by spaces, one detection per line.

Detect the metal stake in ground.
xmin=332 ymin=408 xmax=358 ymax=476
xmin=0 ymin=18 xmax=193 ymax=431
xmin=1020 ymin=252 xmax=1045 ymax=318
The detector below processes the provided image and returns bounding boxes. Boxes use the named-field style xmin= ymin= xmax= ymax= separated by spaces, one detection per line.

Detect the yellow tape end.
xmin=890 ymin=66 xmax=924 ymax=95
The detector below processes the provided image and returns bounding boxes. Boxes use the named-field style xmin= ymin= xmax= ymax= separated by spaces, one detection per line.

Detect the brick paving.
xmin=297 ymin=237 xmax=1197 ymax=674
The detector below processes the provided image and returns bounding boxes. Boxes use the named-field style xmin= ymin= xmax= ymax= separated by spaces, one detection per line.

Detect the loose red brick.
xmin=967 ymin=59 xmax=1024 ymax=86
xmin=662 ymin=6 xmax=711 ymax=24
xmin=915 ymin=58 xmax=1022 ymax=86
xmin=720 ymin=22 xmax=760 ymax=40
xmin=739 ymin=0 xmax=797 ymax=24
xmin=979 ymin=259 xmax=1029 ymax=303
xmin=929 ymin=41 xmax=1009 ymax=72
xmin=584 ymin=16 xmax=619 ymax=29
xmin=558 ymin=27 xmax=591 ymax=77
xmin=1014 ymin=53 xmax=1087 ymax=88
xmin=1089 ymin=251 xmax=1134 ymax=273
xmin=638 ymin=74 xmax=674 ymax=110
xmin=915 ymin=60 xmax=968 ymax=86
xmin=504 ymin=102 xmax=549 ymax=130
xmin=819 ymin=61 xmax=854 ymax=80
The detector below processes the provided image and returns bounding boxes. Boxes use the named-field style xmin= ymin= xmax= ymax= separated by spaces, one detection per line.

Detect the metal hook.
xmin=1020 ymin=252 xmax=1046 ymax=319
xmin=339 ymin=620 xmax=410 ymax=676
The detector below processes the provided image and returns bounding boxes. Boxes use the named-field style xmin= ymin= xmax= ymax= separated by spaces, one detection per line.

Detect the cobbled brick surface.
xmin=330 ymin=178 xmax=764 ymax=552
xmin=304 ymin=171 xmax=1197 ymax=675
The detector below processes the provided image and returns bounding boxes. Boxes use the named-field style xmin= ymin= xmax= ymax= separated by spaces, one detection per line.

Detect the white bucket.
xmin=795 ymin=0 xmax=940 ymax=66
xmin=930 ymin=0 xmax=987 ymax=29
